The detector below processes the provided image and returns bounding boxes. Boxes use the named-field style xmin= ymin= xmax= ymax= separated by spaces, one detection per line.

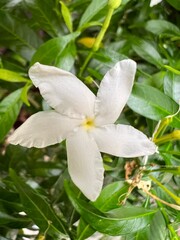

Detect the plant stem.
xmin=79 ymin=6 xmax=115 ymax=77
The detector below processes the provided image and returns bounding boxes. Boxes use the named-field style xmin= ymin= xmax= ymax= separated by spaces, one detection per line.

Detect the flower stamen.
xmin=82 ymin=117 xmax=95 ymax=130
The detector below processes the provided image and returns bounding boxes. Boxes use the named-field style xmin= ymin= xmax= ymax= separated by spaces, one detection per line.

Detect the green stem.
xmin=154 ymin=130 xmax=180 ymax=145
xmin=149 ymin=175 xmax=180 ymax=205
xmin=79 ymin=6 xmax=115 ymax=77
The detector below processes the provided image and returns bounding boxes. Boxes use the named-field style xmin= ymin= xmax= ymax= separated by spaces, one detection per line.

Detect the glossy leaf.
xmin=127 ymin=83 xmax=180 ymax=128
xmin=164 ymin=71 xmax=180 ymax=104
xmin=60 ymin=1 xmax=73 ymax=33
xmin=145 ymin=20 xmax=180 ymax=37
xmin=78 ymin=0 xmax=107 ymax=28
xmin=64 ymin=181 xmax=157 ymax=236
xmin=31 ymin=32 xmax=79 ymax=65
xmin=93 ymin=181 xmax=129 ymax=212
xmin=9 ymin=169 xmax=69 ymax=238
xmin=131 ymin=38 xmax=163 ymax=68
xmin=0 ymin=89 xmax=22 ymax=142
xmin=55 ymin=42 xmax=76 ymax=71
xmin=0 ymin=69 xmax=30 ymax=83
xmin=77 ymin=181 xmax=129 ymax=239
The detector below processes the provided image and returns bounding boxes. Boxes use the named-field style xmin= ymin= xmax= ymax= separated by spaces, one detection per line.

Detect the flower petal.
xmin=94 ymin=59 xmax=137 ymax=125
xmin=8 ymin=111 xmax=81 ymax=148
xmin=150 ymin=0 xmax=162 ymax=7
xmin=29 ymin=63 xmax=95 ymax=119
xmin=66 ymin=128 xmax=104 ymax=201
xmin=91 ymin=124 xmax=156 ymax=157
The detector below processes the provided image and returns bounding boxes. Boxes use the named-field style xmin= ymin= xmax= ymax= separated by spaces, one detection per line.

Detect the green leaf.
xmin=0 ymin=89 xmax=22 ymax=142
xmin=93 ymin=181 xmax=129 ymax=212
xmin=131 ymin=38 xmax=163 ymax=68
xmin=78 ymin=0 xmax=107 ymax=29
xmin=24 ymin=0 xmax=61 ymax=37
xmin=145 ymin=20 xmax=180 ymax=37
xmin=127 ymin=83 xmax=180 ymax=128
xmin=0 ymin=9 xmax=42 ymax=59
xmin=166 ymin=0 xmax=180 ymax=10
xmin=77 ymin=218 xmax=95 ymax=240
xmin=147 ymin=211 xmax=167 ymax=240
xmin=21 ymin=83 xmax=32 ymax=106
xmin=164 ymin=71 xmax=180 ymax=104
xmin=55 ymin=42 xmax=76 ymax=71
xmin=31 ymin=32 xmax=79 ymax=65
xmin=60 ymin=1 xmax=73 ymax=33
xmin=0 ymin=211 xmax=30 ymax=226
xmin=77 ymin=182 xmax=129 ymax=239
xmin=9 ymin=169 xmax=69 ymax=238
xmin=0 ymin=69 xmax=29 ymax=83
xmin=64 ymin=181 xmax=157 ymax=236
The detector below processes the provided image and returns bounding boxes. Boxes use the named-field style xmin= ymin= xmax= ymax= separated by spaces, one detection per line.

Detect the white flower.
xmin=150 ymin=0 xmax=162 ymax=7
xmin=9 ymin=60 xmax=156 ymax=201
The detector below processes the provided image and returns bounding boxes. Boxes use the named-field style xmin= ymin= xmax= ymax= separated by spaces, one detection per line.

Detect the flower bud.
xmin=172 ymin=130 xmax=180 ymax=140
xmin=108 ymin=0 xmax=122 ymax=9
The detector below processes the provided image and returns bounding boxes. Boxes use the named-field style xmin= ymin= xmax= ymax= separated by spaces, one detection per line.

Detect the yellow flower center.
xmin=82 ymin=117 xmax=95 ymax=130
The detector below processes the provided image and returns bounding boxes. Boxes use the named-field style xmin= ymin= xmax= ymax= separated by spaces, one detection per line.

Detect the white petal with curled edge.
xmin=29 ymin=63 xmax=96 ymax=119
xmin=8 ymin=111 xmax=81 ymax=148
xmin=150 ymin=0 xmax=162 ymax=7
xmin=66 ymin=127 xmax=104 ymax=201
xmin=91 ymin=124 xmax=157 ymax=157
xmin=94 ymin=59 xmax=137 ymax=126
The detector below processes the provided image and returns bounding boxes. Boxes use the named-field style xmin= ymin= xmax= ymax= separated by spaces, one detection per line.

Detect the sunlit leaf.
xmin=60 ymin=1 xmax=73 ymax=33
xmin=0 ymin=69 xmax=30 ymax=83
xmin=131 ymin=38 xmax=163 ymax=68
xmin=0 ymin=89 xmax=22 ymax=142
xmin=128 ymin=83 xmax=180 ymax=128
xmin=164 ymin=71 xmax=180 ymax=104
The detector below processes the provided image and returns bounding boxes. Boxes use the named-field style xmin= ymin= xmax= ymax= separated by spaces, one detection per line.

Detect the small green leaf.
xmin=9 ymin=169 xmax=69 ymax=238
xmin=64 ymin=181 xmax=157 ymax=236
xmin=60 ymin=1 xmax=73 ymax=33
xmin=31 ymin=32 xmax=80 ymax=65
xmin=93 ymin=181 xmax=129 ymax=212
xmin=164 ymin=71 xmax=180 ymax=104
xmin=145 ymin=20 xmax=180 ymax=37
xmin=131 ymin=38 xmax=163 ymax=68
xmin=0 ymin=69 xmax=30 ymax=83
xmin=78 ymin=0 xmax=107 ymax=29
xmin=0 ymin=89 xmax=22 ymax=142
xmin=127 ymin=83 xmax=180 ymax=128
xmin=21 ymin=83 xmax=32 ymax=106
